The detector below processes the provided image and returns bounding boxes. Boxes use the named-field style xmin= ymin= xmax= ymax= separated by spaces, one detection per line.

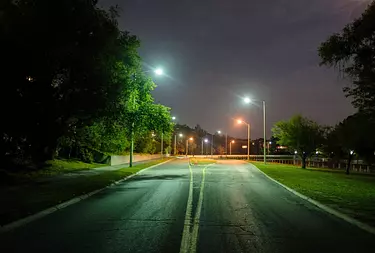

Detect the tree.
xmin=1 ymin=0 xmax=141 ymax=163
xmin=217 ymin=145 xmax=225 ymax=155
xmin=272 ymin=115 xmax=324 ymax=169
xmin=319 ymin=2 xmax=375 ymax=117
xmin=0 ymin=1 xmax=174 ymax=166
xmin=324 ymin=113 xmax=375 ymax=174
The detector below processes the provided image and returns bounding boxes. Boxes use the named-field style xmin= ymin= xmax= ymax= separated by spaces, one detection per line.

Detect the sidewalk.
xmin=36 ymin=159 xmax=160 ymax=183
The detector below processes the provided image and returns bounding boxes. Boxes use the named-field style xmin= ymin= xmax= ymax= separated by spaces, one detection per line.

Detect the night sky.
xmin=101 ymin=0 xmax=369 ymax=138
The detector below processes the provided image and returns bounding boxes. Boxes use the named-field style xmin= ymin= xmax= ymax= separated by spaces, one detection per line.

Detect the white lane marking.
xmin=179 ymin=164 xmax=194 ymax=253
xmin=190 ymin=165 xmax=207 ymax=253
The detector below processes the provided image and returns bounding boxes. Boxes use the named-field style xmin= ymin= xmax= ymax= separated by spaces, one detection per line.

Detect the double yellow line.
xmin=179 ymin=162 xmax=209 ymax=253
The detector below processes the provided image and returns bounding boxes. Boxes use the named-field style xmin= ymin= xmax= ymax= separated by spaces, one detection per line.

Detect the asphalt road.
xmin=1 ymin=159 xmax=375 ymax=253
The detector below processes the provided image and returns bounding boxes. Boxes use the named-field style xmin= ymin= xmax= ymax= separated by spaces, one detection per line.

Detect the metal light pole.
xmin=186 ymin=139 xmax=188 ymax=156
xmin=174 ymin=134 xmax=177 ymax=156
xmin=161 ymin=132 xmax=163 ymax=158
xmin=243 ymin=98 xmax=267 ymax=164
xmin=247 ymin=123 xmax=250 ymax=161
xmin=201 ymin=139 xmax=203 ymax=155
xmin=229 ymin=140 xmax=235 ymax=155
xmin=263 ymin=100 xmax=266 ymax=164
xmin=237 ymin=119 xmax=250 ymax=160
xmin=211 ymin=134 xmax=214 ymax=157
xmin=130 ymin=123 xmax=134 ymax=167
xmin=129 ymin=68 xmax=165 ymax=167
xmin=225 ymin=133 xmax=228 ymax=157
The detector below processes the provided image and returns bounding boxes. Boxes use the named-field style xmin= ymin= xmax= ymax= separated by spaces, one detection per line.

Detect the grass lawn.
xmin=190 ymin=158 xmax=217 ymax=165
xmin=253 ymin=162 xmax=375 ymax=227
xmin=0 ymin=159 xmax=107 ymax=186
xmin=0 ymin=158 xmax=169 ymax=226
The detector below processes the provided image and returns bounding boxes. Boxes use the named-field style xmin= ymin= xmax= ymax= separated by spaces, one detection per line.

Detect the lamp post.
xmin=244 ymin=97 xmax=267 ymax=164
xmin=201 ymin=138 xmax=208 ymax=155
xmin=237 ymin=119 xmax=250 ymax=160
xmin=217 ymin=130 xmax=228 ymax=157
xmin=172 ymin=116 xmax=177 ymax=156
xmin=129 ymin=67 xmax=165 ymax=167
xmin=186 ymin=137 xmax=193 ymax=156
xmin=229 ymin=140 xmax=235 ymax=155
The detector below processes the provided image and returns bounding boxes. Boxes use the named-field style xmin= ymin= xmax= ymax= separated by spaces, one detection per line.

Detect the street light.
xmin=243 ymin=97 xmax=267 ymax=164
xmin=201 ymin=138 xmax=208 ymax=155
xmin=172 ymin=116 xmax=177 ymax=156
xmin=129 ymin=68 xmax=165 ymax=167
xmin=229 ymin=140 xmax=235 ymax=155
xmin=154 ymin=68 xmax=164 ymax=76
xmin=237 ymin=119 xmax=250 ymax=160
xmin=186 ymin=137 xmax=193 ymax=156
xmin=216 ymin=130 xmax=228 ymax=157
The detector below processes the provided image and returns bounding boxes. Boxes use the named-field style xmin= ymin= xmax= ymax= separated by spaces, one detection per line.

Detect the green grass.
xmin=190 ymin=158 xmax=217 ymax=165
xmin=45 ymin=159 xmax=106 ymax=172
xmin=0 ymin=159 xmax=107 ymax=185
xmin=0 ymin=159 xmax=169 ymax=226
xmin=253 ymin=162 xmax=375 ymax=227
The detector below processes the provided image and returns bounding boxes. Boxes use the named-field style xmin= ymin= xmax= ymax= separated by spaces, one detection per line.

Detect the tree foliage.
xmin=324 ymin=113 xmax=375 ymax=173
xmin=319 ymin=2 xmax=375 ymax=116
xmin=272 ymin=115 xmax=324 ymax=168
xmin=0 ymin=0 xmax=172 ymax=166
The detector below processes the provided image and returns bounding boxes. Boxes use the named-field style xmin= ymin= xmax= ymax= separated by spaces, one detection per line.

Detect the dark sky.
xmin=102 ymin=0 xmax=369 ymax=138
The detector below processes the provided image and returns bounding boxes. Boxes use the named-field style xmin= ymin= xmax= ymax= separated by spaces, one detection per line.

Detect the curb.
xmin=0 ymin=159 xmax=174 ymax=233
xmin=250 ymin=163 xmax=375 ymax=236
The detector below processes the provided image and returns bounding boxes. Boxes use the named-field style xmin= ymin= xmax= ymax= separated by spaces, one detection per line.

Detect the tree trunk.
xmin=346 ymin=154 xmax=353 ymax=175
xmin=302 ymin=155 xmax=306 ymax=169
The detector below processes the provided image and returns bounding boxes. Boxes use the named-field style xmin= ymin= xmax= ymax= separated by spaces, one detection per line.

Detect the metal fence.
xmin=187 ymin=155 xmax=375 ymax=174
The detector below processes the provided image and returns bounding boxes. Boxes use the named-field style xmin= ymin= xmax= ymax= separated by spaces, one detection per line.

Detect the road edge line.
xmin=251 ymin=163 xmax=375 ymax=236
xmin=0 ymin=159 xmax=174 ymax=233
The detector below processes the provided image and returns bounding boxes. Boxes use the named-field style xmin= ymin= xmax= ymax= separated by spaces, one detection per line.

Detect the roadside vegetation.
xmin=0 ymin=159 xmax=169 ymax=226
xmin=254 ymin=162 xmax=375 ymax=227
xmin=0 ymin=0 xmax=173 ymax=174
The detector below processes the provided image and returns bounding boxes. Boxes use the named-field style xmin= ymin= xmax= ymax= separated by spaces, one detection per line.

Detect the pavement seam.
xmin=251 ymin=163 xmax=375 ymax=236
xmin=0 ymin=159 xmax=174 ymax=233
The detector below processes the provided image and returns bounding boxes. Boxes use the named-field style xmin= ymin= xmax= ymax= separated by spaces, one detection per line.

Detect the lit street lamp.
xmin=237 ymin=119 xmax=250 ymax=160
xmin=186 ymin=137 xmax=193 ymax=156
xmin=201 ymin=138 xmax=208 ymax=155
xmin=243 ymin=97 xmax=267 ymax=164
xmin=129 ymin=67 xmax=165 ymax=167
xmin=217 ymin=130 xmax=228 ymax=157
xmin=172 ymin=116 xmax=177 ymax=156
xmin=154 ymin=68 xmax=164 ymax=76
xmin=229 ymin=140 xmax=235 ymax=155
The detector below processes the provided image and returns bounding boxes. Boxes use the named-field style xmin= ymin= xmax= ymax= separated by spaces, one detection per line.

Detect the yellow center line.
xmin=180 ymin=161 xmax=213 ymax=253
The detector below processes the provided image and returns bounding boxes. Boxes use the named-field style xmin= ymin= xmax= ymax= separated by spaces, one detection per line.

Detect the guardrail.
xmin=185 ymin=155 xmax=375 ymax=174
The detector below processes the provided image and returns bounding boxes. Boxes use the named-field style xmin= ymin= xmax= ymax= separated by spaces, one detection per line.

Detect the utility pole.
xmin=174 ymin=134 xmax=177 ymax=156
xmin=201 ymin=139 xmax=204 ymax=155
xmin=161 ymin=132 xmax=163 ymax=158
xmin=263 ymin=100 xmax=266 ymax=164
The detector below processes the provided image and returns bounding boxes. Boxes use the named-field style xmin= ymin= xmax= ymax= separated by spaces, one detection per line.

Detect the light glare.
xmin=154 ymin=68 xmax=163 ymax=76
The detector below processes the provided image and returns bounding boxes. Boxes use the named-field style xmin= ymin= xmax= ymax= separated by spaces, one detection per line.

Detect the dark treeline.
xmin=0 ymin=0 xmax=173 ymax=168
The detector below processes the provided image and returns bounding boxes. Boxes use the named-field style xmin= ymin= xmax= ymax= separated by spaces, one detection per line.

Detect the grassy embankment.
xmin=0 ymin=158 xmax=169 ymax=226
xmin=253 ymin=162 xmax=375 ymax=227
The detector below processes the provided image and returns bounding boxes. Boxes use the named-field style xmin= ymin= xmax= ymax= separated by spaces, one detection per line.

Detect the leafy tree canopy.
xmin=319 ymin=2 xmax=375 ymax=116
xmin=272 ymin=115 xmax=324 ymax=168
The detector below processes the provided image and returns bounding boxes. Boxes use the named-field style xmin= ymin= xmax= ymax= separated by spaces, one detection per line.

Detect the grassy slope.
xmin=253 ymin=162 xmax=375 ymax=227
xmin=0 ymin=159 xmax=169 ymax=225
